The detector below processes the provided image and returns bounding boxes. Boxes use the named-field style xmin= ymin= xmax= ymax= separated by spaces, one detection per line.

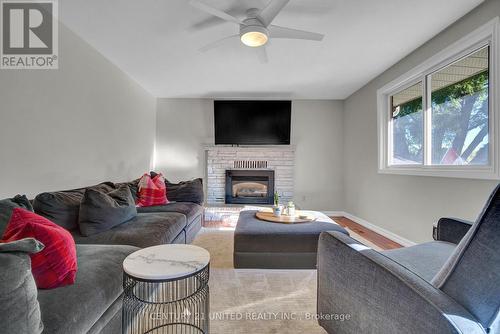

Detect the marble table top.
xmin=123 ymin=244 xmax=210 ymax=280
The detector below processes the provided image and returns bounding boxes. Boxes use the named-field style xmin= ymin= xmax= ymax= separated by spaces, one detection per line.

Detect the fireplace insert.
xmin=225 ymin=170 xmax=275 ymax=204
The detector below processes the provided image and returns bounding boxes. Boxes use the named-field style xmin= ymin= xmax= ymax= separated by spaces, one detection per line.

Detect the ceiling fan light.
xmin=241 ymin=31 xmax=268 ymax=47
xmin=240 ymin=26 xmax=268 ymax=47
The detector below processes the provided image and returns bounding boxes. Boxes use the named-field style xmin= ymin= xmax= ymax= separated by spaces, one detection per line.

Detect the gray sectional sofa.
xmin=1 ymin=177 xmax=204 ymax=334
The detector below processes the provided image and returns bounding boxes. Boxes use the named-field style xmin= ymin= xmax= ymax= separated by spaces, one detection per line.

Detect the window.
xmin=391 ymin=82 xmax=424 ymax=165
xmin=430 ymin=47 xmax=489 ymax=166
xmin=378 ymin=18 xmax=499 ymax=179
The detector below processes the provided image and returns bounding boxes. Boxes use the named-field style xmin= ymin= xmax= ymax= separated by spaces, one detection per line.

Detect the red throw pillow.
xmin=2 ymin=208 xmax=77 ymax=289
xmin=136 ymin=173 xmax=169 ymax=207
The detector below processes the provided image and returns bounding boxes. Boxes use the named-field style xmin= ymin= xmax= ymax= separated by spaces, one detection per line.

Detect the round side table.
xmin=122 ymin=244 xmax=210 ymax=334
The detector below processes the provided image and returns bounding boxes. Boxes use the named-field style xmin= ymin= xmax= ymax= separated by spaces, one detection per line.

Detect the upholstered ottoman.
xmin=234 ymin=210 xmax=349 ymax=269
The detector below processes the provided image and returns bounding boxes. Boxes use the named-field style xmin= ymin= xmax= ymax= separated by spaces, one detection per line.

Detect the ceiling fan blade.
xmin=257 ymin=0 xmax=290 ymax=26
xmin=199 ymin=34 xmax=239 ymax=52
xmin=189 ymin=7 xmax=240 ymax=31
xmin=268 ymin=25 xmax=324 ymax=41
xmin=189 ymin=0 xmax=244 ymax=26
xmin=255 ymin=46 xmax=268 ymax=64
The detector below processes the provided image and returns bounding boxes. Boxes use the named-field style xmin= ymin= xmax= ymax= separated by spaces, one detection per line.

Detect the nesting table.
xmin=122 ymin=244 xmax=210 ymax=334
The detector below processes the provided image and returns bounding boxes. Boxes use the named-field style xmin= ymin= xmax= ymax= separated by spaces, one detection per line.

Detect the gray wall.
xmin=343 ymin=0 xmax=499 ymax=243
xmin=0 ymin=23 xmax=156 ymax=198
xmin=155 ymin=99 xmax=344 ymax=211
xmin=292 ymin=100 xmax=344 ymax=210
xmin=155 ymin=99 xmax=214 ymax=182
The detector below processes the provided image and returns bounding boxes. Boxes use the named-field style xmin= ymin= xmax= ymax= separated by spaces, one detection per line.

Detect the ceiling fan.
xmin=189 ymin=0 xmax=324 ymax=61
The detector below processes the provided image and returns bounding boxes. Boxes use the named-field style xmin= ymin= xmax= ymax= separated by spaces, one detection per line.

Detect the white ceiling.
xmin=60 ymin=0 xmax=483 ymax=99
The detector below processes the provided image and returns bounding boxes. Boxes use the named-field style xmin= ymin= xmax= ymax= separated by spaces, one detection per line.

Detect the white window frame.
xmin=377 ymin=18 xmax=500 ymax=180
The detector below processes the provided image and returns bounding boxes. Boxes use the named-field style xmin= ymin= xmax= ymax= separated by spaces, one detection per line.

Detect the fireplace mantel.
xmin=205 ymin=145 xmax=295 ymax=204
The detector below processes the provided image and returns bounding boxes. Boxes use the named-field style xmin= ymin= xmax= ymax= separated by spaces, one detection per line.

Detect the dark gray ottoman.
xmin=234 ymin=210 xmax=349 ymax=269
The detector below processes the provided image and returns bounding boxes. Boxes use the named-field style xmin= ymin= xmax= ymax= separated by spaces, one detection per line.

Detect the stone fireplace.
xmin=225 ymin=170 xmax=274 ymax=204
xmin=205 ymin=145 xmax=294 ymax=204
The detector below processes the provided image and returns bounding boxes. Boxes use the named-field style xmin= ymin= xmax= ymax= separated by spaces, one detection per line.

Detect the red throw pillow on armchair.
xmin=1 ymin=208 xmax=78 ymax=289
xmin=136 ymin=173 xmax=169 ymax=207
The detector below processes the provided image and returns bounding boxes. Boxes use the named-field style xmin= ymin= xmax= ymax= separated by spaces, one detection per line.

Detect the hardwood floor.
xmin=331 ymin=216 xmax=403 ymax=250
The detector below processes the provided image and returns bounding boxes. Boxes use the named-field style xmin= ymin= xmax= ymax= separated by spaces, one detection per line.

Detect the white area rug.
xmin=192 ymin=228 xmax=334 ymax=333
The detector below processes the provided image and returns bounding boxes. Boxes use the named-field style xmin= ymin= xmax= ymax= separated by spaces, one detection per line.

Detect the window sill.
xmin=378 ymin=165 xmax=499 ymax=180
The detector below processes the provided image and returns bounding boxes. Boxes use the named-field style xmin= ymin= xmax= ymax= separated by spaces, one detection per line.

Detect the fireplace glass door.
xmin=225 ymin=170 xmax=274 ymax=204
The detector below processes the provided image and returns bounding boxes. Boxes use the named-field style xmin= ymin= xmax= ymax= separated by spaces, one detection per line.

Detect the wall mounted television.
xmin=214 ymin=100 xmax=291 ymax=145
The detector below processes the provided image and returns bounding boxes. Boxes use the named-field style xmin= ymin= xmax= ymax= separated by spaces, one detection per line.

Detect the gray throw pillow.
xmin=33 ymin=190 xmax=84 ymax=230
xmin=166 ymin=178 xmax=204 ymax=204
xmin=116 ymin=178 xmax=140 ymax=201
xmin=0 ymin=238 xmax=44 ymax=334
xmin=78 ymin=185 xmax=137 ymax=236
xmin=33 ymin=182 xmax=116 ymax=230
xmin=0 ymin=195 xmax=33 ymax=236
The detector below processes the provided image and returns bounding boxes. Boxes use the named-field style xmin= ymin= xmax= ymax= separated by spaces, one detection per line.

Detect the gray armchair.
xmin=317 ymin=185 xmax=500 ymax=334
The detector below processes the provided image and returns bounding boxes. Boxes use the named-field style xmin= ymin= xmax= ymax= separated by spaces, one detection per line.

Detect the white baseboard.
xmin=321 ymin=211 xmax=345 ymax=217
xmin=321 ymin=210 xmax=416 ymax=247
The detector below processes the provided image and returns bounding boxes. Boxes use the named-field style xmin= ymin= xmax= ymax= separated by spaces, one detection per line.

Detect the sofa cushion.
xmin=166 ymin=178 xmax=204 ymax=204
xmin=37 ymin=244 xmax=138 ymax=334
xmin=78 ymin=186 xmax=137 ymax=236
xmin=0 ymin=195 xmax=33 ymax=235
xmin=381 ymin=241 xmax=456 ymax=282
xmin=2 ymin=208 xmax=78 ymax=289
xmin=137 ymin=202 xmax=203 ymax=226
xmin=0 ymin=238 xmax=44 ymax=334
xmin=72 ymin=212 xmax=187 ymax=248
xmin=33 ymin=182 xmax=116 ymax=230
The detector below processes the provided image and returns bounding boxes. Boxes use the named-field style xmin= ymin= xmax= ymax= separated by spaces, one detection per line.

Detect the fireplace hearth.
xmin=225 ymin=170 xmax=275 ymax=204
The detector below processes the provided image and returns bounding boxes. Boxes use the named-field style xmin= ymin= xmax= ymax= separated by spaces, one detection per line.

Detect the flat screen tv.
xmin=214 ymin=100 xmax=291 ymax=145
